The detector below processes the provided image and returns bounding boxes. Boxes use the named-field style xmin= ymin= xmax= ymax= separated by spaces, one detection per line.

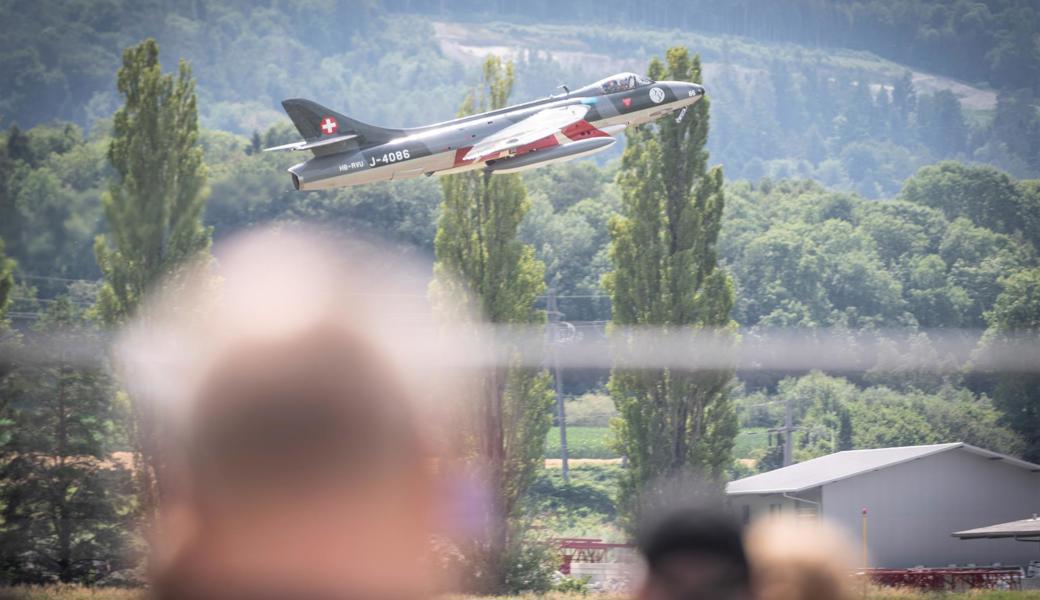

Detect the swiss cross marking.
xmin=320 ymin=116 xmax=338 ymax=135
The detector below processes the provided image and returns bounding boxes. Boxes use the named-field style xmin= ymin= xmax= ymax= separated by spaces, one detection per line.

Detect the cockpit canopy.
xmin=596 ymin=72 xmax=654 ymax=94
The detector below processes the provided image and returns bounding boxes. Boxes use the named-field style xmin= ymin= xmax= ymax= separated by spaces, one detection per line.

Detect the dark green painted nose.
xmin=666 ymin=81 xmax=706 ymax=100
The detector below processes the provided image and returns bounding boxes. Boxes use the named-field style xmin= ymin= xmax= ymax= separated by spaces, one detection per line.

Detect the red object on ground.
xmin=553 ymin=538 xmax=636 ymax=573
xmin=863 ymin=568 xmax=1021 ymax=591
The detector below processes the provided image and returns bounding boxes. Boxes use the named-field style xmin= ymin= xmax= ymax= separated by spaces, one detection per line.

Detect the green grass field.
xmin=526 ymin=463 xmax=623 ymax=541
xmin=545 ymin=426 xmax=618 ymax=459
xmin=546 ymin=426 xmax=774 ymax=461
xmin=733 ymin=426 xmax=770 ymax=459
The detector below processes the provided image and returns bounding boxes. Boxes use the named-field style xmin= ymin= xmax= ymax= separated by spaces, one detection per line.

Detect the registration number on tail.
xmin=369 ymin=149 xmax=411 ymax=167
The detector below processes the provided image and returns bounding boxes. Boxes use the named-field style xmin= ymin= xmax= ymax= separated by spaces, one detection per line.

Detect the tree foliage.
xmin=392 ymin=0 xmax=1040 ymax=93
xmin=605 ymin=48 xmax=736 ymax=526
xmin=0 ymin=239 xmax=13 ymax=323
xmin=94 ymin=39 xmax=210 ymax=325
xmin=431 ymin=56 xmax=554 ymax=594
xmin=0 ymin=299 xmax=131 ymax=584
xmin=900 ymin=162 xmax=1040 ymax=248
xmin=0 ymin=12 xmax=1038 ymax=586
xmin=740 ymin=370 xmax=1024 ymax=471
xmin=981 ymin=268 xmax=1040 ymax=462
xmin=721 ymin=175 xmax=1037 ymax=332
xmin=92 ymin=39 xmax=210 ymax=521
xmin=4 ymin=2 xmax=1040 ymax=195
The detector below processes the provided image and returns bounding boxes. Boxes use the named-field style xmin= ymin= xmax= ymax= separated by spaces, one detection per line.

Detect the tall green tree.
xmin=889 ymin=71 xmax=916 ymax=140
xmin=0 ymin=238 xmax=15 ymax=418
xmin=604 ymin=47 xmax=736 ymax=526
xmin=431 ymin=56 xmax=554 ymax=594
xmin=916 ymin=90 xmax=967 ymax=156
xmin=0 ymin=298 xmax=131 ymax=584
xmin=95 ymin=39 xmax=210 ymax=324
xmin=982 ymin=267 xmax=1040 ymax=462
xmin=0 ymin=239 xmax=13 ymax=323
xmin=93 ymin=39 xmax=210 ymax=514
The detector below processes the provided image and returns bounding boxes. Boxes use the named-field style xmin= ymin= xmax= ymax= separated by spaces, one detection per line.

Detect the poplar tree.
xmin=604 ymin=48 xmax=736 ymax=526
xmin=431 ymin=56 xmax=554 ymax=594
xmin=95 ymin=39 xmax=210 ymax=325
xmin=93 ymin=39 xmax=210 ymax=514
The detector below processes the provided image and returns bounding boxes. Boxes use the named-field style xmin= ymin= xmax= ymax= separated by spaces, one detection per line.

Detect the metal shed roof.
xmin=726 ymin=442 xmax=1040 ymax=496
xmin=953 ymin=516 xmax=1040 ymax=540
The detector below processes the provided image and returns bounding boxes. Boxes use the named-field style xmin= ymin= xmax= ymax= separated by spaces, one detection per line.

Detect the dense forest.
xmin=3 ymin=121 xmax=1038 ymax=454
xmin=390 ymin=0 xmax=1040 ymax=92
xmin=1 ymin=0 xmax=1040 ymax=587
xmin=2 ymin=1 xmax=1039 ymax=196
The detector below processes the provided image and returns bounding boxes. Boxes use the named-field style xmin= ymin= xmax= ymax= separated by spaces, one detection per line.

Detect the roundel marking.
xmin=649 ymin=87 xmax=666 ymax=104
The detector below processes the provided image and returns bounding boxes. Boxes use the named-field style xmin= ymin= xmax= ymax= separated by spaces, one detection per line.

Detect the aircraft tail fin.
xmin=280 ymin=99 xmax=403 ymax=148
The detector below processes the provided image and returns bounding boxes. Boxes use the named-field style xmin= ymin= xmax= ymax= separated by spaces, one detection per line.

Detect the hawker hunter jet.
xmin=266 ymin=73 xmax=705 ymax=190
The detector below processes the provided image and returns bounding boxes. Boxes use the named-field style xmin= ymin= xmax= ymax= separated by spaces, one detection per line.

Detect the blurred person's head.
xmin=744 ymin=517 xmax=857 ymax=600
xmin=636 ymin=507 xmax=752 ymax=600
xmin=116 ymin=227 xmax=472 ymax=599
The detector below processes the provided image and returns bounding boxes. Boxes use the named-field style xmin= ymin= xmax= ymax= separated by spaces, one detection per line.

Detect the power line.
xmin=739 ymin=399 xmax=786 ymax=409
xmin=11 ymin=270 xmax=615 ymax=299
xmin=15 ymin=274 xmax=98 ymax=284
xmin=542 ymin=294 xmax=611 ymax=299
xmin=11 ymin=278 xmax=613 ymax=302
xmin=11 ymin=296 xmax=93 ymax=307
xmin=547 ymin=288 xmax=570 ymax=482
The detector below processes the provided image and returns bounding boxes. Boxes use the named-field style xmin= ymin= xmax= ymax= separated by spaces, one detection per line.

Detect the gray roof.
xmin=726 ymin=442 xmax=1040 ymax=496
xmin=953 ymin=516 xmax=1040 ymax=539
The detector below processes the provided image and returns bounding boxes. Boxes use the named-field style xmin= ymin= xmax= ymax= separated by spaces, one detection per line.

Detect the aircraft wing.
xmin=463 ymin=104 xmax=590 ymax=162
xmin=263 ymin=133 xmax=358 ymax=152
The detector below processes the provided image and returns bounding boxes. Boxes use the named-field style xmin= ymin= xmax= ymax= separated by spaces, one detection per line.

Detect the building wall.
xmin=821 ymin=449 xmax=1040 ymax=568
xmin=731 ymin=487 xmax=821 ymax=525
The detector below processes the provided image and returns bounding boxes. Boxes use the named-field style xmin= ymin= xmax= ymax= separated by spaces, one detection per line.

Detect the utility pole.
xmin=547 ymin=288 xmax=569 ymax=482
xmin=783 ymin=398 xmax=793 ymax=467
xmin=861 ymin=508 xmax=869 ymax=566
xmin=768 ymin=398 xmax=796 ymax=468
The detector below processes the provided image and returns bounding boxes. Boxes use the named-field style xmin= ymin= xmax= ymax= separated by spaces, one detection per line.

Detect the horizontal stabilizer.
xmin=263 ymin=133 xmax=358 ymax=152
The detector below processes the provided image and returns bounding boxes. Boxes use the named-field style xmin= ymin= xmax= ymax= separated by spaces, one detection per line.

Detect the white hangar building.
xmin=727 ymin=443 xmax=1040 ymax=568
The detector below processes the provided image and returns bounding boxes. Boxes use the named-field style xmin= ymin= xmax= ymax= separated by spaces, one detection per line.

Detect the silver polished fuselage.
xmin=290 ymin=81 xmax=705 ymax=191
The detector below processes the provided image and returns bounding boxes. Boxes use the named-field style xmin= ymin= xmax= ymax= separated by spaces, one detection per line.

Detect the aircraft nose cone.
xmin=669 ymin=82 xmax=706 ymax=100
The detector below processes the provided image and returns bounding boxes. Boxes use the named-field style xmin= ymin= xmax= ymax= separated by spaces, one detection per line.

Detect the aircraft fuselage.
xmin=283 ymin=76 xmax=706 ymax=191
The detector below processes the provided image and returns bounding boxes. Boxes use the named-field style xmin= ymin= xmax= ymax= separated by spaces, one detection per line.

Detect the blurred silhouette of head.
xmin=745 ymin=517 xmax=857 ymax=600
xmin=116 ymin=227 xmax=472 ymax=599
xmin=636 ymin=507 xmax=752 ymax=600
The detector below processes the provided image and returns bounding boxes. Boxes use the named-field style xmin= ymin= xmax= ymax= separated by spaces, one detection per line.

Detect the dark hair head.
xmin=638 ymin=507 xmax=750 ymax=583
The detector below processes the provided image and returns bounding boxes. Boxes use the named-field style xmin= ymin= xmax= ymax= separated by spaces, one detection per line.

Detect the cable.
xmin=15 ymin=274 xmax=98 ymax=284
